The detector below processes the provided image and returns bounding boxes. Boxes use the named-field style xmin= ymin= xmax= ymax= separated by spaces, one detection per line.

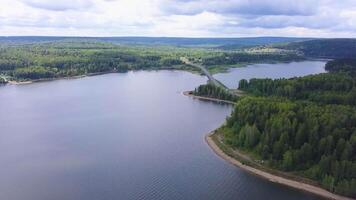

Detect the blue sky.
xmin=0 ymin=0 xmax=355 ymax=37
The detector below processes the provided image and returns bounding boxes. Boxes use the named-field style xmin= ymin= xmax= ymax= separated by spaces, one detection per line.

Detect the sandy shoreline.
xmin=183 ymin=91 xmax=236 ymax=105
xmin=205 ymin=131 xmax=354 ymax=200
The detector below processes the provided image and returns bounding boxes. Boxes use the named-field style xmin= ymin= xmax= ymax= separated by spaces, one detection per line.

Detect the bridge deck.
xmin=180 ymin=58 xmax=228 ymax=89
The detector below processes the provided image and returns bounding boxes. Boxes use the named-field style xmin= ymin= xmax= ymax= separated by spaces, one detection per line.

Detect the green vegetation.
xmin=0 ymin=38 xmax=310 ymax=81
xmin=220 ymin=59 xmax=356 ymax=198
xmin=0 ymin=76 xmax=6 ymax=84
xmin=193 ymin=84 xmax=239 ymax=102
xmin=238 ymin=73 xmax=356 ymax=106
xmin=1 ymin=38 xmax=356 ymax=82
xmin=325 ymin=58 xmax=356 ymax=73
xmin=200 ymin=51 xmax=303 ymax=67
xmin=0 ymin=41 xmax=195 ymax=81
xmin=0 ymin=36 xmax=308 ymax=48
xmin=277 ymin=39 xmax=356 ymax=58
xmin=223 ymin=97 xmax=356 ymax=197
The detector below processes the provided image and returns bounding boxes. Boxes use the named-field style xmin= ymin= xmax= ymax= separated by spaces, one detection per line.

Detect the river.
xmin=0 ymin=61 xmax=326 ymax=200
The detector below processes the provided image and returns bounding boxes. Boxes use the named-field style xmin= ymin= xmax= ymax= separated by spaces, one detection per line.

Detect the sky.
xmin=0 ymin=0 xmax=356 ymax=37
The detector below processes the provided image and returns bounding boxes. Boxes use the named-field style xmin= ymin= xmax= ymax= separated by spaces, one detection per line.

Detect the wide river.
xmin=0 ymin=61 xmax=325 ymax=200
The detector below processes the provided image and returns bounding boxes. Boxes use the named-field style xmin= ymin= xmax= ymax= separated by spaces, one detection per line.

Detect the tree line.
xmin=201 ymin=52 xmax=303 ymax=66
xmin=193 ymin=84 xmax=239 ymax=102
xmin=325 ymin=58 xmax=356 ymax=73
xmin=238 ymin=73 xmax=356 ymax=106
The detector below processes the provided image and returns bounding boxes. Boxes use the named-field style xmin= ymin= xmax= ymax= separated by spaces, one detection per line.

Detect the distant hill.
xmin=100 ymin=37 xmax=310 ymax=47
xmin=0 ymin=36 xmax=310 ymax=48
xmin=215 ymin=37 xmax=311 ymax=49
xmin=277 ymin=39 xmax=356 ymax=58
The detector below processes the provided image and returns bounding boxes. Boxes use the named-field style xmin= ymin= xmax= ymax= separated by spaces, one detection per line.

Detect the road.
xmin=180 ymin=57 xmax=228 ymax=89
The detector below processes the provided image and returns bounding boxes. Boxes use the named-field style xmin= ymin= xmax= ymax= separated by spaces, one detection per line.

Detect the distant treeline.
xmin=193 ymin=84 xmax=239 ymax=102
xmin=277 ymin=39 xmax=356 ymax=58
xmin=204 ymin=39 xmax=356 ymax=66
xmin=0 ymin=36 xmax=308 ymax=47
xmin=222 ymin=59 xmax=356 ymax=197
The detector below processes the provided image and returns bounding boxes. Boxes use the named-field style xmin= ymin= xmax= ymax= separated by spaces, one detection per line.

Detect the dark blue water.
xmin=0 ymin=62 xmax=325 ymax=200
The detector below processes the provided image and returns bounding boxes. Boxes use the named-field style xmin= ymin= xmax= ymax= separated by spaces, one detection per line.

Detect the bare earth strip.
xmin=206 ymin=131 xmax=355 ymax=200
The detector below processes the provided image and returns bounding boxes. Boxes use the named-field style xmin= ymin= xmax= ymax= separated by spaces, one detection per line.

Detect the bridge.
xmin=180 ymin=57 xmax=228 ymax=89
xmin=180 ymin=57 xmax=246 ymax=97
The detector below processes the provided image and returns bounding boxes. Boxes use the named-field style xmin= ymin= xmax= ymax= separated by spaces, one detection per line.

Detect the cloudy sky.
xmin=0 ymin=0 xmax=355 ymax=37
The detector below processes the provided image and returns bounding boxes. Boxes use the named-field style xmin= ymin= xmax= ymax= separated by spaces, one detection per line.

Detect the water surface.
xmin=215 ymin=61 xmax=326 ymax=88
xmin=0 ymin=62 xmax=325 ymax=200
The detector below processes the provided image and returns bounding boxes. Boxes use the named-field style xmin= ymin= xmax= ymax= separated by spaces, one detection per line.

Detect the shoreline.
xmin=2 ymin=67 xmax=197 ymax=86
xmin=4 ymin=71 xmax=119 ymax=85
xmin=2 ymin=59 xmax=320 ymax=86
xmin=183 ymin=91 xmax=236 ymax=105
xmin=205 ymin=131 xmax=354 ymax=200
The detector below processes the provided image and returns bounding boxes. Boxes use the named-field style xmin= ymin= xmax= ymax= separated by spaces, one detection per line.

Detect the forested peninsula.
xmin=206 ymin=59 xmax=356 ymax=198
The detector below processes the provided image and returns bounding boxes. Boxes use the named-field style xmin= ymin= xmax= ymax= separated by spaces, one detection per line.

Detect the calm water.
xmin=0 ymin=61 xmax=325 ymax=200
xmin=215 ymin=61 xmax=326 ymax=88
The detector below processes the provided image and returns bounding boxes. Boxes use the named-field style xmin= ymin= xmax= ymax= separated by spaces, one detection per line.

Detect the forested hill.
xmin=0 ymin=36 xmax=308 ymax=47
xmin=277 ymin=39 xmax=356 ymax=58
xmin=222 ymin=59 xmax=356 ymax=198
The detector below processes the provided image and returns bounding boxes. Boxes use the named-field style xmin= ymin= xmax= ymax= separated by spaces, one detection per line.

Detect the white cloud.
xmin=19 ymin=0 xmax=94 ymax=11
xmin=0 ymin=0 xmax=355 ymax=37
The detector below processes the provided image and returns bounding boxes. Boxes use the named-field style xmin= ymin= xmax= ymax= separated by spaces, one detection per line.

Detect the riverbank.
xmin=206 ymin=130 xmax=354 ymax=200
xmin=2 ymin=66 xmax=198 ymax=86
xmin=183 ymin=91 xmax=236 ymax=105
xmin=4 ymin=71 xmax=120 ymax=85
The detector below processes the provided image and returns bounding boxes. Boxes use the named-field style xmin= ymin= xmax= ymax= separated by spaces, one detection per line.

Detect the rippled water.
xmin=0 ymin=61 xmax=325 ymax=200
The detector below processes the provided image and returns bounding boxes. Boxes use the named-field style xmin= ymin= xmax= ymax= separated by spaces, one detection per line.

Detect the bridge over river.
xmin=180 ymin=57 xmax=245 ymax=97
xmin=180 ymin=57 xmax=228 ymax=89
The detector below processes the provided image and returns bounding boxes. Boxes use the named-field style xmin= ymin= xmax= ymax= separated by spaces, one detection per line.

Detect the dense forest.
xmin=222 ymin=59 xmax=356 ymax=197
xmin=192 ymin=84 xmax=239 ymax=102
xmin=201 ymin=51 xmax=303 ymax=66
xmin=277 ymin=39 xmax=356 ymax=58
xmin=0 ymin=41 xmax=188 ymax=81
xmin=238 ymin=73 xmax=356 ymax=106
xmin=325 ymin=58 xmax=356 ymax=73
xmin=223 ymin=97 xmax=356 ymax=197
